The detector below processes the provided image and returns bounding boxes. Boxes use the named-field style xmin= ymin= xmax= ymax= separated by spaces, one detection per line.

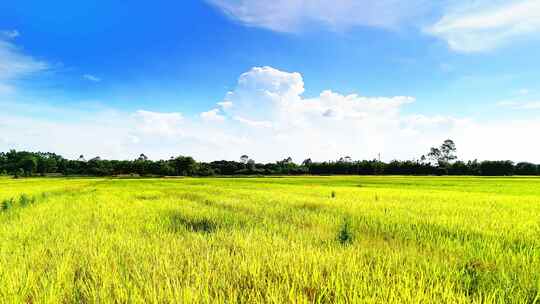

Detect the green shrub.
xmin=1 ymin=198 xmax=14 ymax=212
xmin=18 ymin=194 xmax=35 ymax=207
xmin=338 ymin=218 xmax=354 ymax=245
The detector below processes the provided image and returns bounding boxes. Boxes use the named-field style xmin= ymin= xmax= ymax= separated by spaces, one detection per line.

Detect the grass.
xmin=0 ymin=176 xmax=540 ymax=303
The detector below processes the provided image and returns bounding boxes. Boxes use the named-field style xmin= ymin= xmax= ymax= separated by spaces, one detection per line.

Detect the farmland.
xmin=0 ymin=176 xmax=539 ymax=303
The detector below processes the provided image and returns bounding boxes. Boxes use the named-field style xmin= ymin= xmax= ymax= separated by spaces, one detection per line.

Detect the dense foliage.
xmin=0 ymin=149 xmax=537 ymax=177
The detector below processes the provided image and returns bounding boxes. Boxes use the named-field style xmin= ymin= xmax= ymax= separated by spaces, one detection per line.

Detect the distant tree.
xmin=247 ymin=159 xmax=256 ymax=171
xmin=37 ymin=157 xmax=57 ymax=176
xmin=448 ymin=161 xmax=469 ymax=175
xmin=515 ymin=162 xmax=538 ymax=175
xmin=373 ymin=159 xmax=385 ymax=175
xmin=427 ymin=147 xmax=442 ymax=164
xmin=133 ymin=156 xmax=151 ymax=176
xmin=281 ymin=157 xmax=293 ymax=164
xmin=1 ymin=145 xmax=538 ymax=177
xmin=194 ymin=163 xmax=216 ymax=176
xmin=20 ymin=156 xmax=37 ymax=176
xmin=428 ymin=139 xmax=457 ymax=166
xmin=14 ymin=168 xmax=25 ymax=178
xmin=157 ymin=161 xmax=175 ymax=176
xmin=480 ymin=160 xmax=514 ymax=176
xmin=270 ymin=157 xmax=296 ymax=175
xmin=465 ymin=160 xmax=481 ymax=175
xmin=86 ymin=157 xmax=112 ymax=176
xmin=173 ymin=156 xmax=197 ymax=176
xmin=138 ymin=153 xmax=149 ymax=161
xmin=440 ymin=139 xmax=457 ymax=163
xmin=302 ymin=158 xmax=312 ymax=166
xmin=339 ymin=156 xmax=352 ymax=163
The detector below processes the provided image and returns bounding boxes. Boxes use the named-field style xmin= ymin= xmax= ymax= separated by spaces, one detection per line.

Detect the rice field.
xmin=1 ymin=176 xmax=539 ymax=303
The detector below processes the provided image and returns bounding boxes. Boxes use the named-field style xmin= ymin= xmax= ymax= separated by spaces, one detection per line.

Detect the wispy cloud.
xmin=207 ymin=0 xmax=431 ymax=32
xmin=0 ymin=30 xmax=49 ymax=97
xmin=208 ymin=0 xmax=540 ymax=53
xmin=426 ymin=0 xmax=540 ymax=52
xmin=0 ymin=30 xmax=19 ymax=39
xmin=498 ymin=100 xmax=540 ymax=110
xmin=83 ymin=74 xmax=101 ymax=82
xmin=0 ymin=31 xmax=48 ymax=82
xmin=0 ymin=83 xmax=15 ymax=95
xmin=217 ymin=101 xmax=233 ymax=109
xmin=518 ymin=89 xmax=531 ymax=96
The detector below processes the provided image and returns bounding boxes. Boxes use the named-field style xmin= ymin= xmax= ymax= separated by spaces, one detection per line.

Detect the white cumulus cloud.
xmin=233 ymin=116 xmax=273 ymax=128
xmin=134 ymin=110 xmax=184 ymax=137
xmin=200 ymin=108 xmax=226 ymax=122
xmin=3 ymin=66 xmax=540 ymax=163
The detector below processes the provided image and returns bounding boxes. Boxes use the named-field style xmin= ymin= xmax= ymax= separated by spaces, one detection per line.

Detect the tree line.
xmin=0 ymin=140 xmax=538 ymax=177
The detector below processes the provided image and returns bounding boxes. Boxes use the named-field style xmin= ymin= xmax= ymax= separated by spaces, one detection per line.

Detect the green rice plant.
xmin=168 ymin=212 xmax=217 ymax=234
xmin=18 ymin=194 xmax=35 ymax=207
xmin=461 ymin=260 xmax=485 ymax=296
xmin=338 ymin=217 xmax=354 ymax=245
xmin=1 ymin=198 xmax=13 ymax=211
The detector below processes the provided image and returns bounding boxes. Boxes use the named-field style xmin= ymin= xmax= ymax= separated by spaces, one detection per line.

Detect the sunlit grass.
xmin=1 ymin=176 xmax=539 ymax=303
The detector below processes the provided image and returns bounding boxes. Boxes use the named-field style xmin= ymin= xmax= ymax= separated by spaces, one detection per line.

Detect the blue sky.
xmin=1 ymin=0 xmax=540 ymax=162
